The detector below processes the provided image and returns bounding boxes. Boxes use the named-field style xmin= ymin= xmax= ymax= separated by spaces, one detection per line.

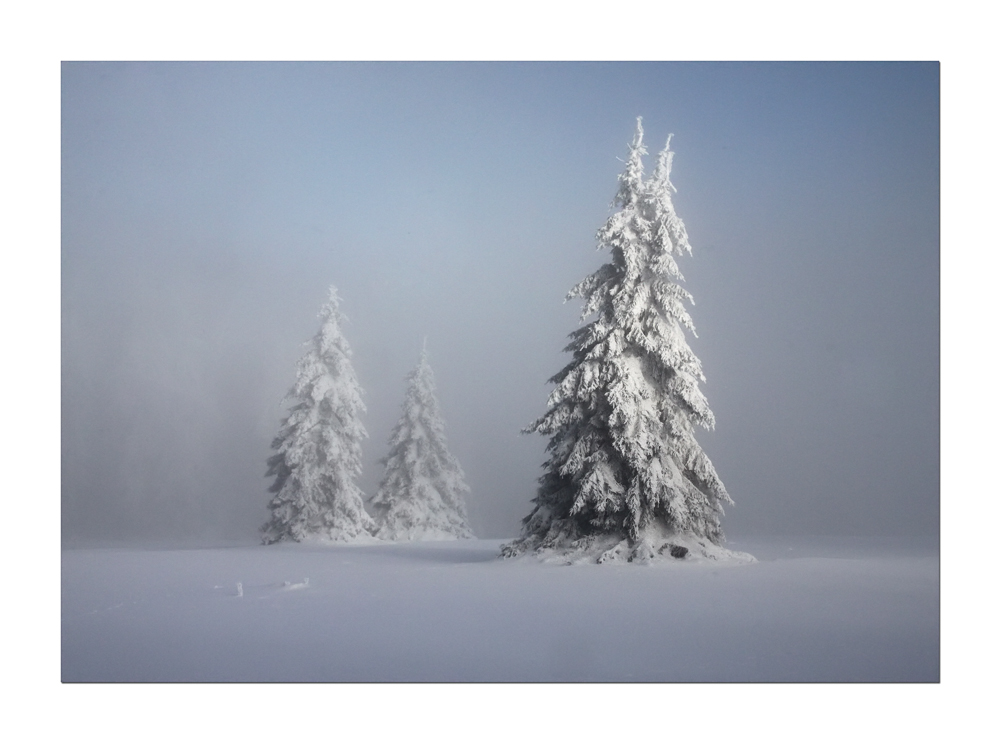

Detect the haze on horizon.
xmin=61 ymin=62 xmax=939 ymax=546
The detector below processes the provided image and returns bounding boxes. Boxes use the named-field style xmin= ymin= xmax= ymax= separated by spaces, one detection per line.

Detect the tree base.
xmin=261 ymin=528 xmax=380 ymax=546
xmin=375 ymin=526 xmax=474 ymax=541
xmin=501 ymin=523 xmax=755 ymax=565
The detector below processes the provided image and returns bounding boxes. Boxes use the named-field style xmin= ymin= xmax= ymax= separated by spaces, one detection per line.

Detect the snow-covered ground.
xmin=62 ymin=537 xmax=938 ymax=682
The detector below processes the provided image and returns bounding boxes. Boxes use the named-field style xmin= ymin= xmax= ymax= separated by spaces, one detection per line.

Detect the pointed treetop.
xmin=648 ymin=132 xmax=692 ymax=260
xmin=320 ymin=284 xmax=341 ymax=319
xmin=616 ymin=117 xmax=647 ymax=208
xmin=633 ymin=115 xmax=644 ymax=145
xmin=652 ymin=133 xmax=677 ymax=192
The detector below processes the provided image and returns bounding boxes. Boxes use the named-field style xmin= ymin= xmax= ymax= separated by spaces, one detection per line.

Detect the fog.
xmin=61 ymin=62 xmax=938 ymax=546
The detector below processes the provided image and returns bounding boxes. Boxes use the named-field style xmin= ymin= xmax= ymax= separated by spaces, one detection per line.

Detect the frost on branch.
xmin=502 ymin=118 xmax=751 ymax=564
xmin=370 ymin=345 xmax=474 ymax=541
xmin=261 ymin=286 xmax=376 ymax=544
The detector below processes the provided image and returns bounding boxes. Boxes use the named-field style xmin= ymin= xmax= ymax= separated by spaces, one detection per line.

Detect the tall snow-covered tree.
xmin=503 ymin=118 xmax=743 ymax=563
xmin=261 ymin=286 xmax=375 ymax=544
xmin=370 ymin=345 xmax=474 ymax=540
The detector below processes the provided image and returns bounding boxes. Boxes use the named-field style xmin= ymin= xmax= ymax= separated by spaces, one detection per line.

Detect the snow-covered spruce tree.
xmin=261 ymin=286 xmax=375 ymax=544
xmin=502 ymin=119 xmax=751 ymax=564
xmin=369 ymin=345 xmax=474 ymax=540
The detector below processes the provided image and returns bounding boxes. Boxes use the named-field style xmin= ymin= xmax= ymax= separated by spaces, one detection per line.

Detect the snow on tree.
xmin=261 ymin=286 xmax=376 ymax=544
xmin=369 ymin=344 xmax=474 ymax=540
xmin=502 ymin=118 xmax=752 ymax=564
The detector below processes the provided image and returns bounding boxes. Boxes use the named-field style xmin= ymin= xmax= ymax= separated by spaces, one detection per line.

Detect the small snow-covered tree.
xmin=370 ymin=345 xmax=474 ymax=540
xmin=503 ymin=118 xmax=743 ymax=563
xmin=261 ymin=286 xmax=375 ymax=544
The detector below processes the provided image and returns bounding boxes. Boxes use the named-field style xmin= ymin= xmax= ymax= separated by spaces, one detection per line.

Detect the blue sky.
xmin=61 ymin=62 xmax=939 ymax=542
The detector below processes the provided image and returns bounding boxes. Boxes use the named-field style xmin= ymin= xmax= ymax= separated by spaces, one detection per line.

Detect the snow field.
xmin=62 ymin=537 xmax=938 ymax=682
